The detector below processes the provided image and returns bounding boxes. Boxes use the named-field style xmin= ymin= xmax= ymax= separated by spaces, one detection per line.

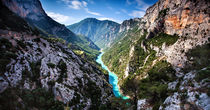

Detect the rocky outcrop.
xmin=0 ymin=30 xmax=113 ymax=109
xmin=141 ymin=0 xmax=210 ymax=68
xmin=103 ymin=0 xmax=210 ymax=109
xmin=119 ymin=18 xmax=141 ymax=32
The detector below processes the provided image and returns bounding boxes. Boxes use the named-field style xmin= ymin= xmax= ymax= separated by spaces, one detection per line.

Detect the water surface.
xmin=96 ymin=52 xmax=129 ymax=99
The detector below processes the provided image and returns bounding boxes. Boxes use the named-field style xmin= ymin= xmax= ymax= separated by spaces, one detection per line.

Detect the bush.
xmin=0 ymin=38 xmax=17 ymax=74
xmin=29 ymin=60 xmax=41 ymax=85
xmin=0 ymin=38 xmax=12 ymax=49
xmin=57 ymin=59 xmax=67 ymax=83
xmin=195 ymin=67 xmax=210 ymax=82
xmin=186 ymin=43 xmax=210 ymax=71
xmin=16 ymin=40 xmax=26 ymax=49
xmin=146 ymin=33 xmax=179 ymax=47
xmin=0 ymin=87 xmax=64 ymax=110
xmin=47 ymin=63 xmax=56 ymax=68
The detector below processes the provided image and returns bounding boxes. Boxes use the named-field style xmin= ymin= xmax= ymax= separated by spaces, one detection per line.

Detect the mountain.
xmin=103 ymin=0 xmax=210 ymax=109
xmin=0 ymin=1 xmax=114 ymax=109
xmin=1 ymin=0 xmax=100 ymax=58
xmin=67 ymin=18 xmax=120 ymax=48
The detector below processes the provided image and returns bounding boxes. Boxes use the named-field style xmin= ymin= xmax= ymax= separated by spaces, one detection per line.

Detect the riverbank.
xmin=96 ymin=52 xmax=129 ymax=99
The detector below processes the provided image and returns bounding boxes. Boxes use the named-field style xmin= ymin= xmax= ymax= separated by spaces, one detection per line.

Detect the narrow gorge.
xmin=0 ymin=0 xmax=209 ymax=110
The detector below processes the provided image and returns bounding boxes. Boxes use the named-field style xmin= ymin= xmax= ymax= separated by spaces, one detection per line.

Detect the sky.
xmin=40 ymin=0 xmax=158 ymax=25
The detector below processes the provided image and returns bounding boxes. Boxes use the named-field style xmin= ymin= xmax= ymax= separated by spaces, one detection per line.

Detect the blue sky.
xmin=40 ymin=0 xmax=158 ymax=25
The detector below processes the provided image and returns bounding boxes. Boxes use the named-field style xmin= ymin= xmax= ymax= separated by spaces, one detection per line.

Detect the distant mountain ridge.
xmin=67 ymin=18 xmax=120 ymax=48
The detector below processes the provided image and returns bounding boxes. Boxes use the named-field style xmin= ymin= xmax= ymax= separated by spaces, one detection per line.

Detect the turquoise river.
xmin=96 ymin=52 xmax=129 ymax=99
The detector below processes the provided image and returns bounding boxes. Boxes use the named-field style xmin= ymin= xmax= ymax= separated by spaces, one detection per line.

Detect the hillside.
xmin=102 ymin=0 xmax=210 ymax=109
xmin=0 ymin=1 xmax=113 ymax=109
xmin=1 ymin=0 xmax=100 ymax=59
xmin=67 ymin=18 xmax=120 ymax=48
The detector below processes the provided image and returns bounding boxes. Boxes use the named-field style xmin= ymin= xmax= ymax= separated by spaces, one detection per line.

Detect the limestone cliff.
xmin=0 ymin=1 xmax=112 ymax=109
xmin=102 ymin=0 xmax=210 ymax=109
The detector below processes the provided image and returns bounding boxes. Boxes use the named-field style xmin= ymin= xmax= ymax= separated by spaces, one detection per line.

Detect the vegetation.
xmin=146 ymin=32 xmax=179 ymax=47
xmin=0 ymin=87 xmax=64 ymax=110
xmin=121 ymin=60 xmax=176 ymax=108
xmin=109 ymin=97 xmax=134 ymax=109
xmin=47 ymin=62 xmax=56 ymax=68
xmin=29 ymin=60 xmax=41 ymax=85
xmin=73 ymin=50 xmax=84 ymax=55
xmin=74 ymin=35 xmax=100 ymax=59
xmin=102 ymin=26 xmax=142 ymax=78
xmin=57 ymin=59 xmax=67 ymax=83
xmin=195 ymin=67 xmax=210 ymax=82
xmin=157 ymin=8 xmax=169 ymax=19
xmin=186 ymin=43 xmax=210 ymax=71
xmin=47 ymin=37 xmax=66 ymax=44
xmin=67 ymin=18 xmax=120 ymax=48
xmin=0 ymin=38 xmax=17 ymax=74
xmin=47 ymin=36 xmax=100 ymax=60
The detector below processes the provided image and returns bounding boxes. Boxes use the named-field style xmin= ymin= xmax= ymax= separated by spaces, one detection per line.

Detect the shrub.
xmin=47 ymin=63 xmax=56 ymax=68
xmin=146 ymin=33 xmax=179 ymax=47
xmin=57 ymin=59 xmax=67 ymax=83
xmin=0 ymin=87 xmax=64 ymax=110
xmin=33 ymin=38 xmax=41 ymax=42
xmin=16 ymin=40 xmax=26 ymax=49
xmin=0 ymin=38 xmax=12 ymax=49
xmin=186 ymin=43 xmax=210 ymax=71
xmin=195 ymin=67 xmax=210 ymax=82
xmin=29 ymin=60 xmax=41 ymax=85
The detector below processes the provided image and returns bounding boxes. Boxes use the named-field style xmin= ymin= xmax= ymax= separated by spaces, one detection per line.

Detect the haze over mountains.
xmin=0 ymin=0 xmax=209 ymax=110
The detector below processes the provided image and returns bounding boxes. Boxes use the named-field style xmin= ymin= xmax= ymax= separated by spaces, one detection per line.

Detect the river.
xmin=96 ymin=52 xmax=129 ymax=99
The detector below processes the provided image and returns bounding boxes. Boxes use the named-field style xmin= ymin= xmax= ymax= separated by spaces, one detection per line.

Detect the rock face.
xmin=67 ymin=18 xmax=120 ymax=48
xmin=142 ymin=0 xmax=210 ymax=68
xmin=102 ymin=0 xmax=210 ymax=109
xmin=0 ymin=30 xmax=113 ymax=109
xmin=119 ymin=18 xmax=141 ymax=32
xmin=1 ymin=0 xmax=99 ymax=53
xmin=0 ymin=1 xmax=112 ymax=109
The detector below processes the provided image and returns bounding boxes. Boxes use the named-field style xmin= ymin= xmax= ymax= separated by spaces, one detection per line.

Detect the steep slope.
xmin=67 ymin=18 xmax=120 ymax=48
xmin=1 ymin=0 xmax=100 ymax=58
xmin=103 ymin=0 xmax=210 ymax=109
xmin=0 ymin=1 xmax=113 ymax=109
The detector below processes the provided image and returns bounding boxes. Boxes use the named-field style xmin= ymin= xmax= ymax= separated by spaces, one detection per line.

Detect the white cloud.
xmin=61 ymin=0 xmax=87 ymax=10
xmin=85 ymin=8 xmax=102 ymax=16
xmin=61 ymin=0 xmax=101 ymax=16
xmin=129 ymin=10 xmax=145 ymax=17
xmin=46 ymin=11 xmax=81 ymax=25
xmin=82 ymin=1 xmax=87 ymax=7
xmin=68 ymin=0 xmax=83 ymax=10
xmin=46 ymin=11 xmax=70 ymax=24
